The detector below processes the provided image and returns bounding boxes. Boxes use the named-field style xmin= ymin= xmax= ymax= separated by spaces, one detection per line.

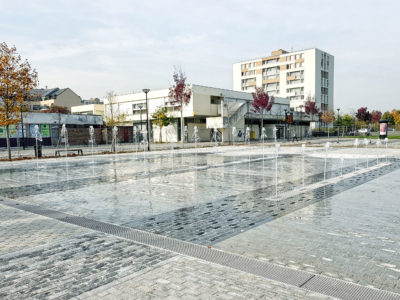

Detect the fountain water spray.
xmin=184 ymin=125 xmax=188 ymax=146
xmin=112 ymin=126 xmax=118 ymax=154
xmin=363 ymin=138 xmax=369 ymax=167
xmin=324 ymin=142 xmax=330 ymax=182
xmin=213 ymin=127 xmax=219 ymax=146
xmin=133 ymin=126 xmax=138 ymax=156
xmin=60 ymin=123 xmax=69 ymax=183
xmin=33 ymin=125 xmax=42 ymax=170
xmin=384 ymin=137 xmax=388 ymax=162
xmin=232 ymin=127 xmax=236 ymax=146
xmin=61 ymin=124 xmax=68 ymax=159
xmin=245 ymin=127 xmax=250 ymax=145
xmin=192 ymin=126 xmax=200 ymax=149
xmin=301 ymin=144 xmax=306 ymax=188
xmin=274 ymin=143 xmax=280 ymax=199
xmin=89 ymin=126 xmax=95 ymax=163
xmin=273 ymin=126 xmax=277 ymax=145
xmin=376 ymin=139 xmax=381 ymax=165
xmin=354 ymin=138 xmax=359 ymax=171
xmin=141 ymin=129 xmax=148 ymax=152
xmin=261 ymin=127 xmax=267 ymax=158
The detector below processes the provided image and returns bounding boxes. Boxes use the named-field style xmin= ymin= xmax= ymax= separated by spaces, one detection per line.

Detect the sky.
xmin=1 ymin=0 xmax=399 ymax=113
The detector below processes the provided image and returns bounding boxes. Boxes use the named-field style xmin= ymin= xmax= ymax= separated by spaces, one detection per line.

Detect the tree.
xmin=355 ymin=107 xmax=371 ymax=123
xmin=382 ymin=111 xmax=395 ymax=125
xmin=0 ymin=42 xmax=38 ymax=160
xmin=371 ymin=110 xmax=382 ymax=123
xmin=392 ymin=109 xmax=400 ymax=125
xmin=168 ymin=69 xmax=191 ymax=142
xmin=251 ymin=88 xmax=274 ymax=131
xmin=304 ymin=96 xmax=320 ymax=121
xmin=104 ymin=91 xmax=127 ymax=127
xmin=321 ymin=110 xmax=335 ymax=124
xmin=104 ymin=91 xmax=127 ymax=151
xmin=334 ymin=114 xmax=354 ymax=127
xmin=152 ymin=107 xmax=174 ymax=143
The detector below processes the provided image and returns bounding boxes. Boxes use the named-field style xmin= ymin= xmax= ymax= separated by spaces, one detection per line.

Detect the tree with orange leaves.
xmin=0 ymin=42 xmax=38 ymax=160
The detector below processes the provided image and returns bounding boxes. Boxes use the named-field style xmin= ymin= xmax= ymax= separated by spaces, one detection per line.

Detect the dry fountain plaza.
xmin=1 ymin=140 xmax=400 ymax=300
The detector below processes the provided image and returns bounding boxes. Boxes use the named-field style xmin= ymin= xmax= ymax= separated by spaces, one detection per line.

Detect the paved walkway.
xmin=0 ymin=203 xmax=333 ymax=300
xmin=1 ymin=147 xmax=400 ymax=299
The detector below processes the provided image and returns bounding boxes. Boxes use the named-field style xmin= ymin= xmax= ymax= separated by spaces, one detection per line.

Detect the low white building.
xmin=71 ymin=104 xmax=105 ymax=116
xmin=104 ymin=84 xmax=311 ymax=142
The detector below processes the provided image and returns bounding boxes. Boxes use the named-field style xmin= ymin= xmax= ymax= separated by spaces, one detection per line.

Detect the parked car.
xmin=357 ymin=129 xmax=370 ymax=136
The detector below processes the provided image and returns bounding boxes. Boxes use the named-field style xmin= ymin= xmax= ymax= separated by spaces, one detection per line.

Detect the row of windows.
xmin=286 ymin=62 xmax=304 ymax=69
xmin=286 ymin=53 xmax=304 ymax=60
xmin=241 ymin=62 xmax=257 ymax=69
xmin=321 ymin=87 xmax=328 ymax=95
xmin=241 ymin=70 xmax=256 ymax=76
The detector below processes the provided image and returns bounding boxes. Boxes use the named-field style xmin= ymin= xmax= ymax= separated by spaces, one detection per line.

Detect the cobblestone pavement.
xmin=124 ymin=161 xmax=396 ymax=245
xmin=215 ymin=168 xmax=400 ymax=294
xmin=0 ymin=205 xmax=87 ymax=255
xmin=0 ymin=203 xmax=335 ymax=300
xmin=0 ymin=211 xmax=174 ymax=300
xmin=1 ymin=148 xmax=400 ymax=299
xmin=75 ymin=256 xmax=335 ymax=300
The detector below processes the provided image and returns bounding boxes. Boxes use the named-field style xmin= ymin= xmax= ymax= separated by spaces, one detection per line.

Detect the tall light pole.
xmin=337 ymin=108 xmax=340 ymax=143
xmin=143 ymin=89 xmax=151 ymax=151
xmin=299 ymin=104 xmax=304 ymax=140
xmin=284 ymin=108 xmax=288 ymax=142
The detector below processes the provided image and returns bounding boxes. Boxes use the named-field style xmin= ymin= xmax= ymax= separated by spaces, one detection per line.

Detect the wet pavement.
xmin=0 ymin=145 xmax=399 ymax=299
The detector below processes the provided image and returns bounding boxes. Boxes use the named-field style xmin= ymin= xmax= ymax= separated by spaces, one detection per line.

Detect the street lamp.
xmin=336 ymin=108 xmax=340 ymax=143
xmin=142 ymin=89 xmax=151 ymax=151
xmin=284 ymin=108 xmax=288 ymax=142
xmin=299 ymin=104 xmax=304 ymax=140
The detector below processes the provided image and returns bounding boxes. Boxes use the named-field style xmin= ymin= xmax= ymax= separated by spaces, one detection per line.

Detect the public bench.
xmin=55 ymin=149 xmax=83 ymax=156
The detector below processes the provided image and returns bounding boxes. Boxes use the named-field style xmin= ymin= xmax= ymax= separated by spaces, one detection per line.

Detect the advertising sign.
xmin=380 ymin=123 xmax=387 ymax=136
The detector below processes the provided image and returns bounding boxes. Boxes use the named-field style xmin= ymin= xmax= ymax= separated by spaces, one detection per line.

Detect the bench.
xmin=55 ymin=149 xmax=83 ymax=156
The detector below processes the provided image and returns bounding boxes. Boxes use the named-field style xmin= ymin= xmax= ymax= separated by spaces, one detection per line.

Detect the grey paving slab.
xmin=75 ymin=256 xmax=335 ymax=300
xmin=0 ymin=232 xmax=174 ymax=300
xmin=0 ymin=204 xmax=88 ymax=255
xmin=215 ymin=168 xmax=400 ymax=294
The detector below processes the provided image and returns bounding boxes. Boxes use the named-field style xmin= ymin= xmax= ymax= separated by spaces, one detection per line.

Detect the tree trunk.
xmin=180 ymin=103 xmax=184 ymax=143
xmin=6 ymin=125 xmax=11 ymax=161
xmin=261 ymin=112 xmax=264 ymax=136
xmin=159 ymin=126 xmax=162 ymax=143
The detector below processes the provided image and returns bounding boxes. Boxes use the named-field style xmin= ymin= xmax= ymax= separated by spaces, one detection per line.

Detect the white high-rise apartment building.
xmin=233 ymin=48 xmax=334 ymax=112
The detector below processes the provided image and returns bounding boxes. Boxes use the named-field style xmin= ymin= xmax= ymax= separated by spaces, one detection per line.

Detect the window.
xmin=295 ymin=54 xmax=299 ymax=59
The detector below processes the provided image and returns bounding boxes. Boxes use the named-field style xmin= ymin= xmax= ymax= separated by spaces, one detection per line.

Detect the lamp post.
xmin=299 ymin=105 xmax=304 ymax=140
xmin=142 ymin=89 xmax=151 ymax=151
xmin=336 ymin=108 xmax=340 ymax=143
xmin=284 ymin=108 xmax=288 ymax=142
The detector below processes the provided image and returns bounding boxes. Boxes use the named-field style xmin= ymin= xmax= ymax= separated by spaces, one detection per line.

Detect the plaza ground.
xmin=0 ymin=143 xmax=399 ymax=299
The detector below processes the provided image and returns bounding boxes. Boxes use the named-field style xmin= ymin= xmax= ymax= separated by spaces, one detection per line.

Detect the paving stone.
xmin=77 ymin=256 xmax=334 ymax=300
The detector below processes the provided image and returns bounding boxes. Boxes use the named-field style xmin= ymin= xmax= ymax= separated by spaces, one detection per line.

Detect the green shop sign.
xmin=40 ymin=124 xmax=50 ymax=137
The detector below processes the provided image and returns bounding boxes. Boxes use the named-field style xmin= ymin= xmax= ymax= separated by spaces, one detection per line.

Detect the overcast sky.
xmin=1 ymin=0 xmax=399 ymax=113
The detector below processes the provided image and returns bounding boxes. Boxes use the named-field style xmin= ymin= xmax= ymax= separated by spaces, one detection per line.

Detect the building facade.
xmin=28 ymin=88 xmax=82 ymax=111
xmin=233 ymin=48 xmax=334 ymax=113
xmin=71 ymin=104 xmax=105 ymax=116
xmin=104 ymin=84 xmax=311 ymax=143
